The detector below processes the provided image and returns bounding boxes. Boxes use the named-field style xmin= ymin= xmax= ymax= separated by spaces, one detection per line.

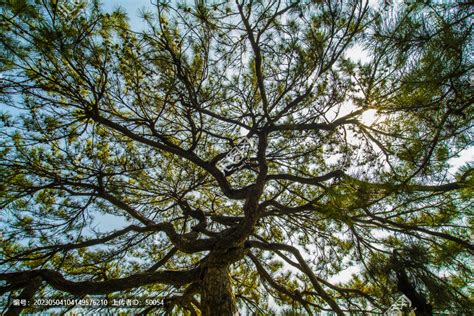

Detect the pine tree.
xmin=0 ymin=0 xmax=472 ymax=315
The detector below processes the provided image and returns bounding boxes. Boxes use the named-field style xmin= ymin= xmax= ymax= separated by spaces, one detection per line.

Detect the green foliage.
xmin=0 ymin=0 xmax=472 ymax=315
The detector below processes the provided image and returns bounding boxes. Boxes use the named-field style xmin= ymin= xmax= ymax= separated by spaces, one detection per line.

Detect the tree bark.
xmin=5 ymin=277 xmax=42 ymax=316
xmin=201 ymin=265 xmax=237 ymax=316
xmin=396 ymin=270 xmax=433 ymax=316
xmin=391 ymin=251 xmax=433 ymax=316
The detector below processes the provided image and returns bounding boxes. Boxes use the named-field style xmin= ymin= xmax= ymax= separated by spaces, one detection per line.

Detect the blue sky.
xmin=102 ymin=0 xmax=154 ymax=30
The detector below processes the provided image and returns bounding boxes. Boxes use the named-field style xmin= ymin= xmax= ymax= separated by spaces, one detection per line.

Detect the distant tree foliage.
xmin=0 ymin=0 xmax=472 ymax=315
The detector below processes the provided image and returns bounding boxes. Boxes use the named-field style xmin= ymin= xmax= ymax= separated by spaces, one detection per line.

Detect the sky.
xmin=102 ymin=0 xmax=152 ymax=29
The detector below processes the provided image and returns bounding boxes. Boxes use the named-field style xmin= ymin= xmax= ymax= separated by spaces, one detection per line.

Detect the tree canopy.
xmin=0 ymin=0 xmax=472 ymax=315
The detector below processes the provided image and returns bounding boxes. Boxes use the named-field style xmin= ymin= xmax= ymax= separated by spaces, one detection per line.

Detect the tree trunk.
xmin=391 ymin=251 xmax=433 ymax=316
xmin=201 ymin=265 xmax=237 ymax=316
xmin=396 ymin=269 xmax=433 ymax=316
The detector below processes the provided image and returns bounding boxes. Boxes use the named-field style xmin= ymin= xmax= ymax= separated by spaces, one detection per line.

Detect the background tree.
xmin=0 ymin=0 xmax=472 ymax=315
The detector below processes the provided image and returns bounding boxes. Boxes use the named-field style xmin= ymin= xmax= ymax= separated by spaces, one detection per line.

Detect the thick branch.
xmin=93 ymin=115 xmax=250 ymax=200
xmin=267 ymin=169 xmax=463 ymax=193
xmin=0 ymin=268 xmax=200 ymax=296
xmin=263 ymin=112 xmax=361 ymax=133
xmin=266 ymin=170 xmax=344 ymax=185
xmin=5 ymin=277 xmax=42 ymax=316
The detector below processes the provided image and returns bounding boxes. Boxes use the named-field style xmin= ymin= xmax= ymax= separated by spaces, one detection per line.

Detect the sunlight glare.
xmin=360 ymin=109 xmax=378 ymax=126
